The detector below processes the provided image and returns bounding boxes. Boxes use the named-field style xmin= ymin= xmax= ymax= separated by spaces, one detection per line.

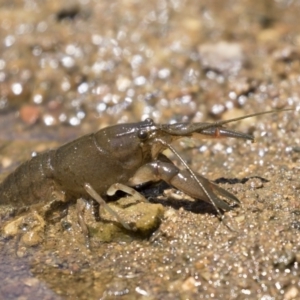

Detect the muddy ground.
xmin=1 ymin=0 xmax=300 ymax=299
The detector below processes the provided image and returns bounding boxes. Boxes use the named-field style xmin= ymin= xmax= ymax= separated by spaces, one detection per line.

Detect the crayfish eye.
xmin=137 ymin=129 xmax=148 ymax=140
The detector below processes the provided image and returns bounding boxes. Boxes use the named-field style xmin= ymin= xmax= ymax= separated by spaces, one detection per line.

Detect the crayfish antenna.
xmin=201 ymin=108 xmax=293 ymax=129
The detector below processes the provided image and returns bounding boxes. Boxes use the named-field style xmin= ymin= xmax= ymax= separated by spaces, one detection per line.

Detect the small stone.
xmin=181 ymin=277 xmax=199 ymax=293
xmin=284 ymin=286 xmax=298 ymax=300
xmin=19 ymin=105 xmax=40 ymax=125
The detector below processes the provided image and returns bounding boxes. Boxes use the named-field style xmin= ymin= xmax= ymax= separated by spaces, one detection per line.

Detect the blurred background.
xmin=1 ymin=0 xmax=298 ymax=141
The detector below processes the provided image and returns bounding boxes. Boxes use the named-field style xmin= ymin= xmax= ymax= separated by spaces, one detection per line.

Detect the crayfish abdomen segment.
xmin=0 ymin=151 xmax=57 ymax=208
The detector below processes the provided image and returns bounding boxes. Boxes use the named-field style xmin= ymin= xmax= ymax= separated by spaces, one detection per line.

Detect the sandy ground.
xmin=1 ymin=0 xmax=300 ymax=299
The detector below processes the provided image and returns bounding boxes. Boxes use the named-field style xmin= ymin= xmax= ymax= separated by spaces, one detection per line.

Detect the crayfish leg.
xmin=107 ymin=183 xmax=147 ymax=202
xmin=128 ymin=160 xmax=237 ymax=211
xmin=84 ymin=183 xmax=132 ymax=230
xmin=76 ymin=198 xmax=90 ymax=247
